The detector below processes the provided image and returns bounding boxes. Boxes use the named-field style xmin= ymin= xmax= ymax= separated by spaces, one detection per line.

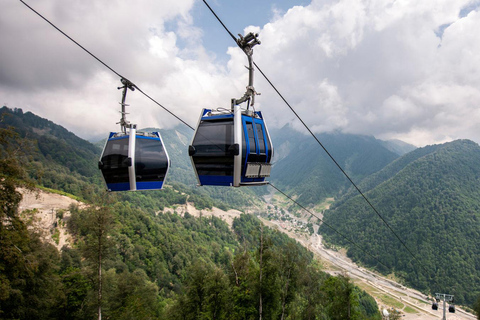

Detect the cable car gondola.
xmin=448 ymin=304 xmax=455 ymax=313
xmin=431 ymin=302 xmax=438 ymax=310
xmin=189 ymin=106 xmax=273 ymax=186
xmin=99 ymin=79 xmax=170 ymax=191
xmin=188 ymin=33 xmax=273 ymax=187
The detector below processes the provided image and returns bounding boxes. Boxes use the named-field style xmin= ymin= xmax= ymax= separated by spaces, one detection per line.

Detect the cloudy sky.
xmin=1 ymin=0 xmax=480 ymax=147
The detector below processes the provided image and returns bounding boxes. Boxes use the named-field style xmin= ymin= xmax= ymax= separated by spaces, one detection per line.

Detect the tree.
xmin=0 ymin=122 xmax=34 ymax=221
xmin=103 ymin=269 xmax=161 ymax=320
xmin=203 ymin=266 xmax=230 ymax=320
xmin=278 ymin=242 xmax=306 ymax=320
xmin=295 ymin=262 xmax=328 ymax=320
xmin=69 ymin=205 xmax=115 ymax=320
xmin=59 ymin=266 xmax=92 ymax=320
xmin=0 ymin=123 xmax=62 ymax=319
xmin=165 ymin=260 xmax=230 ymax=320
xmin=230 ymin=251 xmax=258 ymax=320
xmin=321 ymin=275 xmax=360 ymax=320
xmin=256 ymin=229 xmax=281 ymax=320
xmin=474 ymin=294 xmax=480 ymax=319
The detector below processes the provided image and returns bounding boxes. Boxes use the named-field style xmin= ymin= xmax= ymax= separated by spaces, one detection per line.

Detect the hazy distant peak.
xmin=379 ymin=139 xmax=416 ymax=156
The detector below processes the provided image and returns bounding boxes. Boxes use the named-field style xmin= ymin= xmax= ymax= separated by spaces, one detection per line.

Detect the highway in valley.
xmin=261 ymin=216 xmax=477 ymax=320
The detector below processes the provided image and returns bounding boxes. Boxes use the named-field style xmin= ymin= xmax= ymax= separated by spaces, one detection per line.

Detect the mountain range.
xmin=321 ymin=139 xmax=480 ymax=305
xmin=0 ymin=106 xmax=385 ymax=319
xmin=2 ymin=105 xmax=480 ymax=308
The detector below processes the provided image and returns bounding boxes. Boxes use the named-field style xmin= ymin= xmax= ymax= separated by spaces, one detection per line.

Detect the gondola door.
xmin=134 ymin=132 xmax=169 ymax=190
xmin=99 ymin=129 xmax=136 ymax=192
xmin=236 ymin=105 xmax=273 ymax=186
xmin=189 ymin=110 xmax=236 ymax=186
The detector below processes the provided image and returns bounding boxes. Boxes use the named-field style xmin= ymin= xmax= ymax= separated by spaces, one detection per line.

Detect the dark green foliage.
xmin=103 ymin=269 xmax=162 ymax=320
xmin=166 ymin=261 xmax=231 ymax=320
xmin=289 ymin=262 xmax=328 ymax=320
xmin=356 ymin=288 xmax=382 ymax=319
xmin=0 ymin=227 xmax=64 ymax=319
xmin=319 ymin=275 xmax=380 ymax=320
xmin=474 ymin=294 xmax=480 ymax=318
xmin=164 ymin=214 xmax=381 ymax=320
xmin=334 ymin=143 xmax=443 ymax=205
xmin=321 ymin=139 xmax=480 ymax=305
xmin=0 ymin=106 xmax=104 ymax=202
xmin=0 ymin=124 xmax=63 ymax=319
xmin=59 ymin=267 xmax=92 ymax=320
xmin=321 ymin=275 xmax=359 ymax=320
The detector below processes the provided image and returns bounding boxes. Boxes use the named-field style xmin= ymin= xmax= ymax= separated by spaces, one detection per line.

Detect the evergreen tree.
xmin=68 ymin=204 xmax=115 ymax=319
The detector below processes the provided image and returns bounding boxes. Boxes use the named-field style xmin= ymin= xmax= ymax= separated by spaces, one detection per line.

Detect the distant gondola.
xmin=98 ymin=78 xmax=170 ymax=191
xmin=448 ymin=304 xmax=455 ymax=313
xmin=432 ymin=302 xmax=438 ymax=310
xmin=188 ymin=32 xmax=273 ymax=187
xmin=99 ymin=130 xmax=169 ymax=191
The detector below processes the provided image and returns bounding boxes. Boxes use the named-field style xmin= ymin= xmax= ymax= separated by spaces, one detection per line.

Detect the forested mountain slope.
xmin=320 ymin=139 xmax=480 ymax=305
xmin=379 ymin=139 xmax=417 ymax=156
xmin=269 ymin=124 xmax=402 ymax=206
xmin=0 ymin=106 xmax=103 ymax=199
xmin=0 ymin=106 xmax=385 ymax=319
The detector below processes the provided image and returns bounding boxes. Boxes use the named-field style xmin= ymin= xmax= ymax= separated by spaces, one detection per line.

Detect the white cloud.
xmin=248 ymin=0 xmax=480 ymax=146
xmin=0 ymin=0 xmax=237 ymax=140
xmin=1 ymin=0 xmax=480 ymax=147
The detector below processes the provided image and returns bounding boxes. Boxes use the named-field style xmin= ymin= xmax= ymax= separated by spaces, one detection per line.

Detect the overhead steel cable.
xmin=132 ymin=86 xmax=194 ymax=131
xmin=269 ymin=183 xmax=391 ymax=270
xmin=19 ymin=0 xmax=123 ymax=79
xmin=201 ymin=0 xmax=238 ymax=43
xmin=18 ymin=0 xmax=194 ymax=131
xmin=20 ymin=0 xmax=428 ymax=276
xmin=201 ymin=0 xmax=431 ymax=276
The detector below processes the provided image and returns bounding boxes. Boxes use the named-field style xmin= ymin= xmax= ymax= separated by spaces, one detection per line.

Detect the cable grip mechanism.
xmin=117 ymin=78 xmax=136 ymax=133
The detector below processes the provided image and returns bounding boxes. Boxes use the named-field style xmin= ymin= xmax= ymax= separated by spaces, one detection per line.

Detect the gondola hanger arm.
xmin=118 ymin=78 xmax=137 ymax=133
xmin=233 ymin=32 xmax=261 ymax=109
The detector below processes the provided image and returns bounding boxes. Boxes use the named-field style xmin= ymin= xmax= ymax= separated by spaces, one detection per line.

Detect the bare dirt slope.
xmin=18 ymin=188 xmax=83 ymax=249
xmin=162 ymin=202 xmax=243 ymax=228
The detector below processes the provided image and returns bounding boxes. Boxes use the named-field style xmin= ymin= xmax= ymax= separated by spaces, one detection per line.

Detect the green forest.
xmin=269 ymin=125 xmax=400 ymax=206
xmin=3 ymin=106 xmax=480 ymax=318
xmin=321 ymin=140 xmax=480 ymax=306
xmin=0 ymin=108 xmax=384 ymax=318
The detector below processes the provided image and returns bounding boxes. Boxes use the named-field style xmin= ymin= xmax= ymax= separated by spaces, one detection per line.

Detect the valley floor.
xmin=261 ymin=216 xmax=477 ymax=320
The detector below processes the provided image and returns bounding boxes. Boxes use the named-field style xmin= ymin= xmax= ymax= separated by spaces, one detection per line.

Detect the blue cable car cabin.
xmin=189 ymin=107 xmax=273 ymax=187
xmin=99 ymin=129 xmax=170 ymax=191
